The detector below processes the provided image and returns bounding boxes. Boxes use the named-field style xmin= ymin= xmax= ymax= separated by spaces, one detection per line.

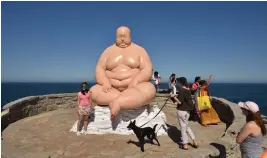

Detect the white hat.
xmin=238 ymin=101 xmax=259 ymax=113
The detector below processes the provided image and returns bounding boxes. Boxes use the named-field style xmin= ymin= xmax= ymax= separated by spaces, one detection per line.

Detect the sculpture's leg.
xmin=110 ymin=82 xmax=156 ymax=119
xmin=90 ymin=84 xmax=120 ymax=105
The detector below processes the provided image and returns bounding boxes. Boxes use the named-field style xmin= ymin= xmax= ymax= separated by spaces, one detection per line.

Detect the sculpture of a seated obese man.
xmin=90 ymin=26 xmax=156 ymax=119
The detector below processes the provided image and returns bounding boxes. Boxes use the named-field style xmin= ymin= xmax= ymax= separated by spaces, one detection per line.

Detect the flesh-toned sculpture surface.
xmin=90 ymin=26 xmax=156 ymax=119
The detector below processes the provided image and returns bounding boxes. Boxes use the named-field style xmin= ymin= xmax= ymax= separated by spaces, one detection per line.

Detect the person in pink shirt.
xmin=76 ymin=82 xmax=92 ymax=136
xmin=191 ymin=76 xmax=201 ymax=94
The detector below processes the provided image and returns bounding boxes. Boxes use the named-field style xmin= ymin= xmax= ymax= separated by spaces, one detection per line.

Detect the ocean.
xmin=1 ymin=82 xmax=267 ymax=115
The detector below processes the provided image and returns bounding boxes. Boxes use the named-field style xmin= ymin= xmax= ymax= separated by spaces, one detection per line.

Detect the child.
xmin=76 ymin=82 xmax=92 ymax=136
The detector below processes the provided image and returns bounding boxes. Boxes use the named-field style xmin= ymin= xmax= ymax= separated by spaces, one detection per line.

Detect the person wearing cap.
xmin=232 ymin=101 xmax=266 ymax=158
xmin=176 ymin=77 xmax=199 ymax=150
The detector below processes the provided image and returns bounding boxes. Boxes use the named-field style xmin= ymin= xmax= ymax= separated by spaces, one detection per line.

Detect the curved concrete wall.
xmin=1 ymin=93 xmax=239 ymax=135
xmin=1 ymin=93 xmax=77 ymax=128
xmin=1 ymin=93 xmax=172 ymax=127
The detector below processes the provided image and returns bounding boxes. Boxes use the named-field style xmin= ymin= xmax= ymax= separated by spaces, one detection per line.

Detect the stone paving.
xmin=2 ymin=106 xmax=230 ymax=158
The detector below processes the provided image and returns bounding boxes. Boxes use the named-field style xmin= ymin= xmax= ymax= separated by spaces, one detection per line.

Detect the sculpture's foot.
xmin=109 ymin=102 xmax=121 ymax=120
xmin=108 ymin=82 xmax=156 ymax=119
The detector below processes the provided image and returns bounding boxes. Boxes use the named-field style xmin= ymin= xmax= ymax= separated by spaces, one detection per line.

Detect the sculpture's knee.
xmin=89 ymin=85 xmax=99 ymax=97
xmin=136 ymin=82 xmax=156 ymax=100
xmin=90 ymin=84 xmax=120 ymax=105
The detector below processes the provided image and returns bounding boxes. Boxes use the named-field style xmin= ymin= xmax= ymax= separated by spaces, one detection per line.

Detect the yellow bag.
xmin=197 ymin=90 xmax=212 ymax=111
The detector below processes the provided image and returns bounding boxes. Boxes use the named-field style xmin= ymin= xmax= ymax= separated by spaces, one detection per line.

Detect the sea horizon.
xmin=2 ymin=82 xmax=267 ymax=115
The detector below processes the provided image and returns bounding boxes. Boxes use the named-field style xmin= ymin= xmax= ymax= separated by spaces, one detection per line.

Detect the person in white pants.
xmin=169 ymin=73 xmax=181 ymax=104
xmin=169 ymin=73 xmax=177 ymax=95
xmin=176 ymin=77 xmax=199 ymax=150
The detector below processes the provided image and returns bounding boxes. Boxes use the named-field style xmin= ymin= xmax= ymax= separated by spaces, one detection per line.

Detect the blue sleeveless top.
xmin=240 ymin=131 xmax=263 ymax=158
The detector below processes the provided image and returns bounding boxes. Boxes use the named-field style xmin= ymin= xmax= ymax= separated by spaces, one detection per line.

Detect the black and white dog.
xmin=127 ymin=120 xmax=160 ymax=152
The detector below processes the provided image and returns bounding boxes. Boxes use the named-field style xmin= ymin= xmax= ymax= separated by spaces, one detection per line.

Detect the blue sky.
xmin=1 ymin=2 xmax=267 ymax=83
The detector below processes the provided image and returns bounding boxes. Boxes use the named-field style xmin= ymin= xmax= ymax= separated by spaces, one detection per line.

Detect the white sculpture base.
xmin=70 ymin=105 xmax=168 ymax=136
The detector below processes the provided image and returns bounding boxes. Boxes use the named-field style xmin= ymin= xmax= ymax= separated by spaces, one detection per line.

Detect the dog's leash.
xmin=140 ymin=96 xmax=171 ymax=128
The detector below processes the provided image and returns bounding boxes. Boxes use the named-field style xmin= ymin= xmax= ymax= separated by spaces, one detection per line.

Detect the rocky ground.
xmin=2 ymin=105 xmax=229 ymax=158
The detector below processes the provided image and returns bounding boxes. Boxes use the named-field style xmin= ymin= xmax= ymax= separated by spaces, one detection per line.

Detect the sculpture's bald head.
xmin=116 ymin=26 xmax=131 ymax=48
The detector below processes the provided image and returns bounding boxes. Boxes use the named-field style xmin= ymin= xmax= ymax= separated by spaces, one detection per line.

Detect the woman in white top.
xmin=169 ymin=73 xmax=177 ymax=95
xmin=169 ymin=73 xmax=181 ymax=105
xmin=152 ymin=71 xmax=161 ymax=92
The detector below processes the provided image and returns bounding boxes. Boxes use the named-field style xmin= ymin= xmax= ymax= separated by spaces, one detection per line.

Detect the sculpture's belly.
xmin=106 ymin=68 xmax=140 ymax=81
xmin=111 ymin=64 xmax=132 ymax=72
xmin=105 ymin=48 xmax=141 ymax=91
xmin=106 ymin=65 xmax=140 ymax=91
xmin=109 ymin=78 xmax=132 ymax=91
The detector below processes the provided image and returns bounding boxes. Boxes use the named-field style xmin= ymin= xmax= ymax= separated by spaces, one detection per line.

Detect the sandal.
xmin=192 ymin=140 xmax=199 ymax=148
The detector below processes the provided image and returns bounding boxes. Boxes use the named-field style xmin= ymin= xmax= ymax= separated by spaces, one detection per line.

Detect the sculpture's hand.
xmin=128 ymin=78 xmax=139 ymax=88
xmin=102 ymin=81 xmax=112 ymax=93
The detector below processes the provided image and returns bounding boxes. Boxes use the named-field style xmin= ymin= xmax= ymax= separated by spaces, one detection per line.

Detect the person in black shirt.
xmin=176 ymin=77 xmax=199 ymax=150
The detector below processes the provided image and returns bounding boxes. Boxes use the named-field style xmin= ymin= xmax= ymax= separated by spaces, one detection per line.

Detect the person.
xmin=168 ymin=73 xmax=181 ymax=104
xmin=152 ymin=71 xmax=161 ymax=92
xmin=169 ymin=73 xmax=177 ymax=95
xmin=76 ymin=82 xmax=92 ymax=136
xmin=90 ymin=26 xmax=156 ymax=119
xmin=192 ymin=75 xmax=213 ymax=117
xmin=232 ymin=101 xmax=266 ymax=158
xmin=190 ymin=76 xmax=201 ymax=95
xmin=195 ymin=79 xmax=220 ymax=126
xmin=191 ymin=75 xmax=212 ymax=94
xmin=176 ymin=77 xmax=198 ymax=150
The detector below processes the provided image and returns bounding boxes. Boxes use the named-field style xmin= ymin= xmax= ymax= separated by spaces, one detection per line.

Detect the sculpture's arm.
xmin=95 ymin=50 xmax=109 ymax=85
xmin=135 ymin=48 xmax=153 ymax=83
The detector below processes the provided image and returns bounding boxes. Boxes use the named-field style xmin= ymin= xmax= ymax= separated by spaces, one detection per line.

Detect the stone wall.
xmin=1 ymin=93 xmax=77 ymax=126
xmin=1 ymin=93 xmax=173 ymax=129
xmin=1 ymin=92 xmax=239 ymax=134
